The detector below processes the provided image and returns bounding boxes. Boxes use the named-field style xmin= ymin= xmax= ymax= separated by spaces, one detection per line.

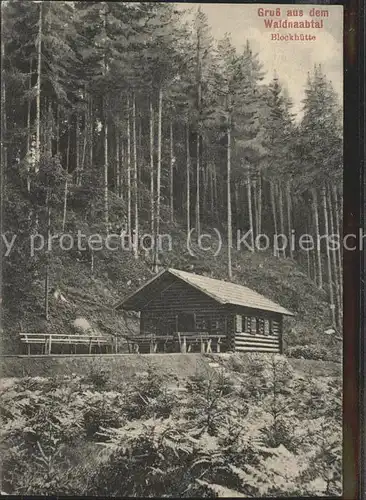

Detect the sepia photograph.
xmin=0 ymin=1 xmax=346 ymax=497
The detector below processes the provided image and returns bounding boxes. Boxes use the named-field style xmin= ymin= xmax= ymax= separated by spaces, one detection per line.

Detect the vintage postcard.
xmin=1 ymin=1 xmax=345 ymax=497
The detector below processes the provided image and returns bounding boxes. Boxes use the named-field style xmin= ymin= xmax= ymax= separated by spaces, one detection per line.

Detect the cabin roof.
xmin=115 ymin=268 xmax=294 ymax=317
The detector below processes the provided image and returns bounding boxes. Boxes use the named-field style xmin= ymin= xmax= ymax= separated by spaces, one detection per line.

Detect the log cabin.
xmin=115 ymin=268 xmax=294 ymax=354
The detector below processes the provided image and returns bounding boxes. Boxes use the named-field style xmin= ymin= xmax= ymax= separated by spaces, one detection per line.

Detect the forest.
xmin=0 ymin=353 xmax=342 ymax=496
xmin=0 ymin=3 xmax=344 ymax=496
xmin=1 ymin=2 xmax=343 ymax=340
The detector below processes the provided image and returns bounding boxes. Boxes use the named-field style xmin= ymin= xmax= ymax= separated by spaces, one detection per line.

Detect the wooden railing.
xmin=124 ymin=332 xmax=226 ymax=354
xmin=19 ymin=332 xmax=227 ymax=355
xmin=19 ymin=333 xmax=109 ymax=355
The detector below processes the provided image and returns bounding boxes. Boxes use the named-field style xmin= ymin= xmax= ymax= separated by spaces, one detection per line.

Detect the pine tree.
xmin=300 ymin=66 xmax=342 ymax=187
xmin=233 ymin=41 xmax=265 ymax=250
xmin=298 ymin=66 xmax=343 ymax=298
xmin=1 ymin=2 xmax=343 ymax=345
xmin=214 ymin=35 xmax=247 ymax=278
xmin=261 ymin=75 xmax=295 ymax=257
xmin=192 ymin=7 xmax=215 ymax=236
xmin=0 ymin=2 xmax=7 ymax=307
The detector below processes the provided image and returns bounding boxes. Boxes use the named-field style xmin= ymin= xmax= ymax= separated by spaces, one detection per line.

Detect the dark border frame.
xmin=343 ymin=1 xmax=364 ymax=499
xmin=1 ymin=1 xmax=364 ymax=499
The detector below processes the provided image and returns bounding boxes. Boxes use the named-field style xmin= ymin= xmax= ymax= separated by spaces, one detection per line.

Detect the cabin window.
xmin=196 ymin=319 xmax=205 ymax=331
xmin=264 ymin=319 xmax=270 ymax=335
xmin=257 ymin=318 xmax=265 ymax=335
xmin=235 ymin=314 xmax=242 ymax=333
xmin=251 ymin=317 xmax=257 ymax=334
xmin=270 ymin=319 xmax=280 ymax=336
xmin=177 ymin=313 xmax=195 ymax=332
xmin=243 ymin=317 xmax=251 ymax=334
xmin=208 ymin=319 xmax=219 ymax=332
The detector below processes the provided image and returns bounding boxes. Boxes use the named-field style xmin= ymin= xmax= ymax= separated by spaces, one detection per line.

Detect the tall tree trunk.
xmin=209 ymin=164 xmax=214 ymax=218
xmin=311 ymin=242 xmax=318 ymax=285
xmin=246 ymin=169 xmax=255 ymax=252
xmin=169 ymin=119 xmax=174 ymax=223
xmin=257 ymin=174 xmax=262 ymax=235
xmin=56 ymin=103 xmax=60 ymax=156
xmin=202 ymin=163 xmax=208 ymax=218
xmin=35 ymin=1 xmax=42 ymax=168
xmin=305 ymin=222 xmax=311 ymax=279
xmin=278 ymin=182 xmax=286 ymax=258
xmin=195 ymin=19 xmax=202 ymax=237
xmin=127 ymin=95 xmax=131 ymax=241
xmin=195 ymin=132 xmax=201 ymax=236
xmin=227 ymin=110 xmax=232 ymax=280
xmin=89 ymin=95 xmax=93 ymax=171
xmin=149 ymin=98 xmax=154 ymax=235
xmin=305 ymin=215 xmax=311 ymax=278
xmin=75 ymin=112 xmax=80 ymax=184
xmin=186 ymin=122 xmax=190 ymax=235
xmin=132 ymin=93 xmax=138 ymax=259
xmin=252 ymin=178 xmax=258 ymax=240
xmin=80 ymin=108 xmax=87 ymax=185
xmin=66 ymin=121 xmax=70 ymax=169
xmin=0 ymin=6 xmax=7 ymax=281
xmin=333 ymin=185 xmax=343 ymax=304
xmin=138 ymin=115 xmax=142 ymax=153
xmin=103 ymin=101 xmax=109 ymax=233
xmin=102 ymin=3 xmax=109 ymax=233
xmin=270 ymin=180 xmax=278 ymax=256
xmin=47 ymin=100 xmax=52 ymax=156
xmin=322 ymin=186 xmax=336 ymax=326
xmin=154 ymin=87 xmax=162 ymax=272
xmin=213 ymin=164 xmax=219 ymax=222
xmin=327 ymin=185 xmax=341 ymax=329
xmin=26 ymin=58 xmax=32 ymax=192
xmin=312 ymin=188 xmax=323 ymax=289
xmin=120 ymin=139 xmax=124 ymax=200
xmin=286 ymin=181 xmax=293 ymax=259
xmin=234 ymin=182 xmax=239 ymax=231
xmin=62 ymin=126 xmax=70 ymax=232
xmin=62 ymin=177 xmax=68 ymax=233
xmin=45 ymin=200 xmax=51 ymax=321
xmin=116 ymin=125 xmax=120 ymax=195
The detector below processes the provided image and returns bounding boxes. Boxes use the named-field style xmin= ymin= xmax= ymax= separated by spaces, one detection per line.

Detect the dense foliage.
xmin=0 ymin=4 xmax=343 ymax=496
xmin=0 ymin=354 xmax=342 ymax=497
xmin=1 ymin=2 xmax=343 ymax=346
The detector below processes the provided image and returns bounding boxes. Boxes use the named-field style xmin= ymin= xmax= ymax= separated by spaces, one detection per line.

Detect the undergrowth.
xmin=0 ymin=354 xmax=342 ymax=497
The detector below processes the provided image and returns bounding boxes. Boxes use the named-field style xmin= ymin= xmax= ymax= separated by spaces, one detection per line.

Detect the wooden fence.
xmin=19 ymin=331 xmax=227 ymax=355
xmin=123 ymin=332 xmax=225 ymax=354
xmin=19 ymin=333 xmax=110 ymax=355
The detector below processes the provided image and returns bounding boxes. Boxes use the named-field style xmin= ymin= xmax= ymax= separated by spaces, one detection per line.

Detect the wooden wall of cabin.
xmin=135 ymin=277 xmax=285 ymax=354
xmin=139 ymin=278 xmax=230 ymax=350
xmin=225 ymin=306 xmax=283 ymax=354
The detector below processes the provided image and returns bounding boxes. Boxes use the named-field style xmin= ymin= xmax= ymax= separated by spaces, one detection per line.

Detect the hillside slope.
xmin=3 ymin=213 xmax=340 ymax=359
